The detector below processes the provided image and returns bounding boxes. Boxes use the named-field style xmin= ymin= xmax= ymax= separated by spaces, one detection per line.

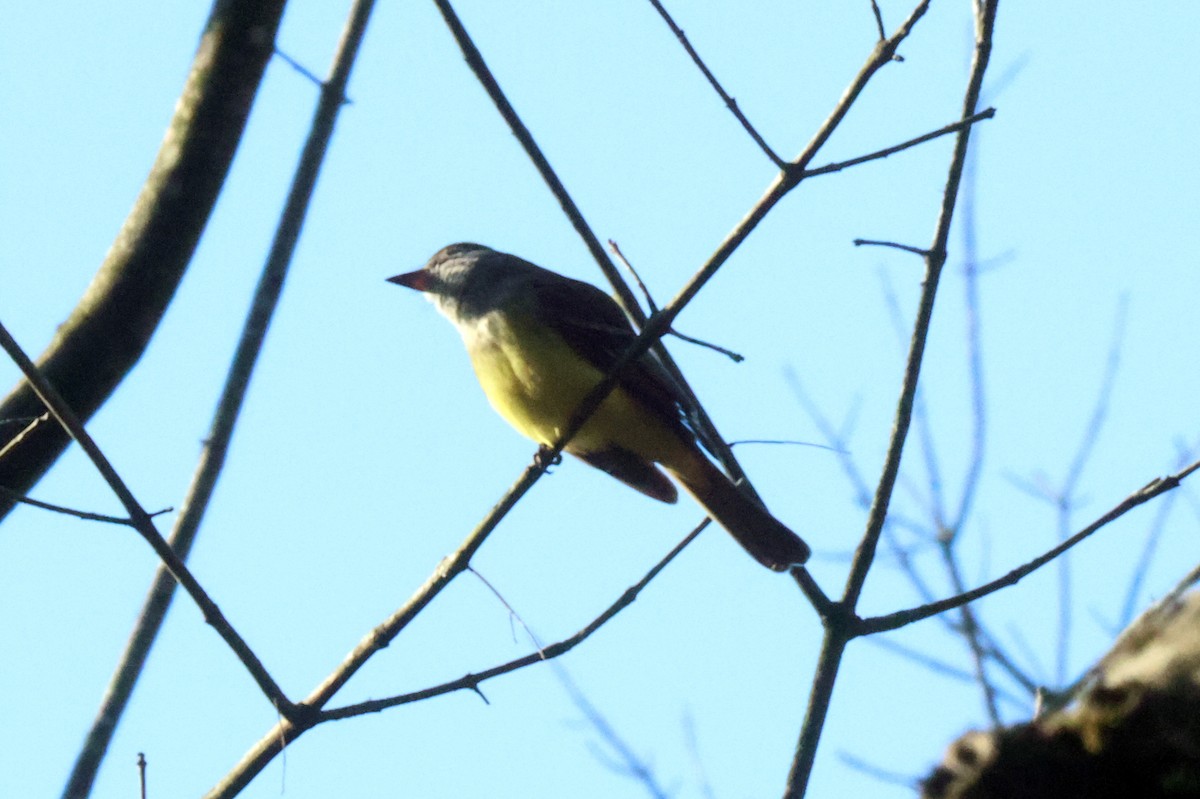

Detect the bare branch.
xmin=644 ymin=0 xmax=786 ymax=167
xmin=0 ymin=320 xmax=296 ymax=724
xmin=322 ymin=521 xmax=702 ymax=721
xmin=868 ymin=1 xmax=888 ymax=41
xmin=609 ymin=240 xmax=744 ymax=362
xmin=854 ymin=239 xmax=930 ymax=256
xmin=1121 ymin=436 xmax=1200 ymax=626
xmin=840 ymin=0 xmax=996 ymax=615
xmin=803 ymin=109 xmax=995 ymax=179
xmin=273 ymin=47 xmax=328 ymax=90
xmin=0 ymin=484 xmax=159 ymax=525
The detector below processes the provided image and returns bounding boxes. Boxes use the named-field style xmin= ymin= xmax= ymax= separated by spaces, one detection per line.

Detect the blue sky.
xmin=2 ymin=2 xmax=1198 ymax=797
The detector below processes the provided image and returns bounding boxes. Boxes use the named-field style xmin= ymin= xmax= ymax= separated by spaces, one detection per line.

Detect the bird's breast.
xmin=460 ymin=311 xmax=592 ymax=446
xmin=458 ymin=310 xmax=691 ymax=464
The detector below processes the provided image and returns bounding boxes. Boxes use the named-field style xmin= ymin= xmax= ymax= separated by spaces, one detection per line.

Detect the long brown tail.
xmin=667 ymin=451 xmax=809 ymax=571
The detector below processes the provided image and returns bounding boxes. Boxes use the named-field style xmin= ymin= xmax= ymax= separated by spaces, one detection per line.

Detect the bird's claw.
xmin=534 ymin=446 xmax=563 ymax=471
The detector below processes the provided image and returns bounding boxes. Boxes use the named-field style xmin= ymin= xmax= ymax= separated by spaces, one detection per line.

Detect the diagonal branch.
xmin=644 ymin=0 xmax=786 ymax=167
xmin=0 ymin=321 xmax=295 ymax=722
xmin=203 ymin=518 xmax=704 ymax=797
xmin=802 ymin=108 xmax=995 ymax=179
xmin=0 ymin=484 xmax=155 ymax=525
xmin=321 ymin=522 xmax=704 ymax=720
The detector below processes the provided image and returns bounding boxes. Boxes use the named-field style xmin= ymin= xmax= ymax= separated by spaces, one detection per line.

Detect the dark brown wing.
xmin=518 ymin=260 xmax=693 ymax=441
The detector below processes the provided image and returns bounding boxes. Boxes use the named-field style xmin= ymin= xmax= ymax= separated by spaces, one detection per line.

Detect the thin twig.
xmin=1119 ymin=493 xmax=1176 ymax=627
xmin=644 ymin=0 xmax=785 ymax=167
xmin=1121 ymin=436 xmax=1199 ymax=626
xmin=853 ymin=239 xmax=929 ymax=256
xmin=925 ymin=119 xmax=1004 ymax=723
xmin=784 ymin=365 xmax=938 ymax=616
xmin=608 ymin=239 xmax=658 ymax=313
xmin=950 ymin=128 xmax=988 ymax=532
xmin=0 ymin=484 xmax=153 ymax=525
xmin=559 ymin=663 xmax=670 ymax=798
xmin=868 ymin=1 xmax=888 ymax=41
xmin=1001 ymin=623 xmax=1048 ymax=692
xmin=668 ymin=329 xmax=745 ymax=363
xmin=683 ymin=710 xmax=718 ymax=799
xmin=866 ymin=635 xmax=979 ymax=686
xmin=727 ymin=438 xmax=840 ymax=452
xmin=0 ymin=412 xmax=48 ymax=461
xmin=273 ymin=47 xmax=328 ymax=90
xmin=975 ymin=635 xmax=1040 ymax=700
xmin=318 ymin=522 xmax=704 ymax=720
xmin=802 ymin=108 xmax=994 ymax=179
xmin=840 ymin=752 xmax=919 ymax=788
xmin=609 ymin=240 xmax=745 ymax=362
xmin=468 ymin=564 xmax=670 ymax=795
xmin=955 ymin=623 xmax=1040 ymax=699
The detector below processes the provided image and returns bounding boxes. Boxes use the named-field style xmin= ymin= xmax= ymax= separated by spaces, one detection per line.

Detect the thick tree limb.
xmin=0 ymin=0 xmax=287 ymax=521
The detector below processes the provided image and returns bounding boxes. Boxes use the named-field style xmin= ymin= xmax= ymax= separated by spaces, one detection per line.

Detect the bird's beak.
xmin=386 ymin=269 xmax=429 ymax=291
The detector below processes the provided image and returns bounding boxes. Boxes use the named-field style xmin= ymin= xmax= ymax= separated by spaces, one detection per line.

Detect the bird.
xmin=388 ymin=243 xmax=809 ymax=571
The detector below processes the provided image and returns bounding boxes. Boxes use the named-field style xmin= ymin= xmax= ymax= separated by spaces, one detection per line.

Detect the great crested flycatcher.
xmin=388 ymin=243 xmax=810 ymax=571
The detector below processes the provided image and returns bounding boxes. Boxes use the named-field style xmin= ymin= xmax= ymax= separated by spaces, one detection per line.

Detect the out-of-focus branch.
xmin=861 ymin=458 xmax=1200 ymax=635
xmin=0 ymin=0 xmax=286 ymax=521
xmin=1054 ymin=297 xmax=1127 ymax=683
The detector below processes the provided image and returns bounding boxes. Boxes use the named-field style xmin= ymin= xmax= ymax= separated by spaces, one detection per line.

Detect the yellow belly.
xmin=461 ymin=310 xmax=689 ymax=464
